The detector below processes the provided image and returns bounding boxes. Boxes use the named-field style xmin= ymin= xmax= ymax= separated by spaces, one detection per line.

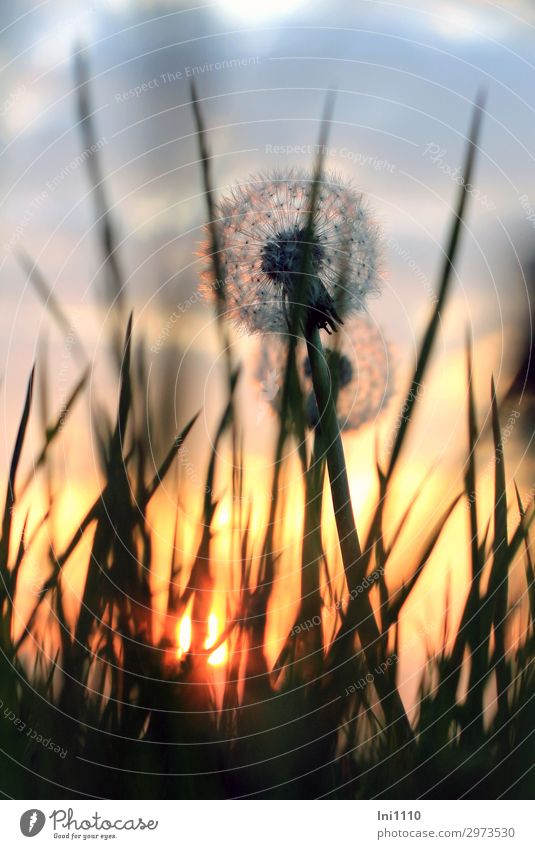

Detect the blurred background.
xmin=1 ymin=0 xmax=534 ymax=710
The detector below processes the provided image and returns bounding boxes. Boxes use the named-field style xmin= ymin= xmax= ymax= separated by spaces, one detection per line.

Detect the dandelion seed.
xmin=202 ymin=170 xmax=380 ymax=335
xmin=257 ymin=315 xmax=394 ymax=432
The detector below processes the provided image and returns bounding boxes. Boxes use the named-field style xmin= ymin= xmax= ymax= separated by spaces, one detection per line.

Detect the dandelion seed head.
xmin=257 ymin=314 xmax=394 ymax=432
xmin=260 ymin=225 xmax=325 ymax=288
xmin=203 ymin=170 xmax=381 ymax=335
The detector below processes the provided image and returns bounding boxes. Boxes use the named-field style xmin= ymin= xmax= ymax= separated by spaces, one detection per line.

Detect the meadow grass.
xmin=0 ymin=75 xmax=534 ymax=800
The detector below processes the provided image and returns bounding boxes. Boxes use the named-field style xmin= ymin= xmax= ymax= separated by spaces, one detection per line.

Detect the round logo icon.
xmin=20 ymin=810 xmax=46 ymax=837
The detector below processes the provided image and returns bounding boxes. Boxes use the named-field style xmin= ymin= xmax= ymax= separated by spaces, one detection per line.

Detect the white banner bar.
xmin=0 ymin=800 xmax=532 ymax=848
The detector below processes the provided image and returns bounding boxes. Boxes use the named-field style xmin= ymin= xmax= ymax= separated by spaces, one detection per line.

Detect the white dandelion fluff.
xmin=257 ymin=315 xmax=394 ymax=432
xmin=203 ymin=170 xmax=380 ymax=336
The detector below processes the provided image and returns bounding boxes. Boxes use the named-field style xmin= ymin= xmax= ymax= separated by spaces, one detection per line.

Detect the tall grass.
xmin=0 ymin=73 xmax=534 ymax=800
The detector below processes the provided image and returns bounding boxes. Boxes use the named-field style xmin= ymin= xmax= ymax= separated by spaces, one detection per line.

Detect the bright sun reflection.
xmin=176 ymin=610 xmax=192 ymax=661
xmin=216 ymin=0 xmax=306 ymax=22
xmin=176 ymin=606 xmax=228 ymax=667
xmin=205 ymin=613 xmax=229 ymax=667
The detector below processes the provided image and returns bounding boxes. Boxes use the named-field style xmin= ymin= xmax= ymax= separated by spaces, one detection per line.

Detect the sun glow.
xmin=205 ymin=613 xmax=229 ymax=667
xmin=176 ymin=605 xmax=228 ymax=667
xmin=176 ymin=605 xmax=193 ymax=661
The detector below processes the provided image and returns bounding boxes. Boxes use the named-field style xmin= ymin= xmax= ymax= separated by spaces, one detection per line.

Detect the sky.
xmin=1 ymin=0 xmax=534 ymax=532
xmin=2 ymin=0 xmax=535 ymax=708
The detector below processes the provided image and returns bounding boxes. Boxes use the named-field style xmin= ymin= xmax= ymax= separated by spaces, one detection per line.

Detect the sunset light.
xmin=205 ymin=613 xmax=229 ymax=667
xmin=176 ymin=604 xmax=193 ymax=661
xmin=176 ymin=606 xmax=228 ymax=667
xmin=3 ymin=0 xmax=534 ymax=814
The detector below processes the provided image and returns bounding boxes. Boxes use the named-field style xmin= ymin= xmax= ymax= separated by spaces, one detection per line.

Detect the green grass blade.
xmin=387 ymin=92 xmax=485 ymax=479
xmin=514 ymin=482 xmax=535 ymax=630
xmin=17 ymin=251 xmax=87 ymax=365
xmin=488 ymin=376 xmax=511 ymax=727
xmin=74 ymin=47 xmax=125 ymax=321
xmin=0 ymin=366 xmax=35 ymax=581
xmin=386 ymin=493 xmax=462 ymax=625
xmin=20 ymin=369 xmax=90 ymax=496
xmin=144 ymin=411 xmax=200 ymax=505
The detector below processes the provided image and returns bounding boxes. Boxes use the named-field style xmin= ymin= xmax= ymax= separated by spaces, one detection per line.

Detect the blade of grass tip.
xmin=37 ymin=335 xmax=55 ymax=528
xmin=295 ymin=88 xmax=336 ymax=341
xmin=386 ymin=90 xmax=486 ymax=480
xmin=260 ymin=92 xmax=336 ymax=578
xmin=20 ymin=368 xmax=90 ymax=497
xmin=514 ymin=482 xmax=535 ymax=631
xmin=185 ymin=375 xmax=239 ymax=652
xmin=166 ymin=487 xmax=182 ymax=616
xmin=10 ymin=506 xmax=52 ymax=648
xmin=506 ymin=501 xmax=535 ymax=564
xmin=13 ymin=569 xmax=60 ymax=657
xmin=386 ymin=492 xmax=462 ymax=626
xmin=5 ymin=516 xmax=30 ymax=644
xmin=454 ymin=334 xmax=488 ymax=739
xmin=453 ymin=336 xmax=484 ymax=668
xmin=488 ymin=375 xmax=511 ymax=728
xmin=491 ymin=378 xmax=508 ymax=551
xmin=284 ymin=89 xmax=335 ymax=438
xmin=465 ymin=330 xmax=482 ymax=588
xmin=383 ymin=463 xmax=437 ymax=561
xmin=52 ymin=443 xmax=134 ymax=573
xmin=17 ymin=250 xmax=87 ymax=365
xmin=73 ymin=45 xmax=125 ymax=367
xmin=190 ymin=80 xmax=226 ymax=316
xmin=0 ymin=366 xmax=35 ymax=585
xmin=181 ymin=371 xmax=238 ymax=603
xmin=144 ymin=411 xmax=200 ymax=505
xmin=53 ymin=499 xmax=101 ymax=571
xmin=337 ymin=466 xmax=388 ymax=633
xmin=190 ymin=82 xmax=240 ymax=548
xmin=62 ymin=320 xmax=134 ymax=675
xmin=110 ymin=312 xmax=133 ymax=461
xmin=336 ymin=435 xmax=391 ymax=624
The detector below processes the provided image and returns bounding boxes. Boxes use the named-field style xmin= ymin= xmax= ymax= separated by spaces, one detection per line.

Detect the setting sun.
xmin=176 ymin=607 xmax=228 ymax=667
xmin=205 ymin=613 xmax=229 ymax=667
xmin=176 ymin=604 xmax=193 ymax=661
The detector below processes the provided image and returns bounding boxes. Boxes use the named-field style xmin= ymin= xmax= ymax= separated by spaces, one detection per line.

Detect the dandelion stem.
xmin=305 ymin=324 xmax=414 ymax=743
xmin=305 ymin=326 xmax=362 ymax=571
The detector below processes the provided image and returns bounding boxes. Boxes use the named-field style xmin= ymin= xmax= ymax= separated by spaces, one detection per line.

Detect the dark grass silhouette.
xmin=0 ymin=64 xmax=534 ymax=800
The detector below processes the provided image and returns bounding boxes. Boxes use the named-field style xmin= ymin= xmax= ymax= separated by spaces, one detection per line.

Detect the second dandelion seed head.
xmin=257 ymin=315 xmax=394 ymax=433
